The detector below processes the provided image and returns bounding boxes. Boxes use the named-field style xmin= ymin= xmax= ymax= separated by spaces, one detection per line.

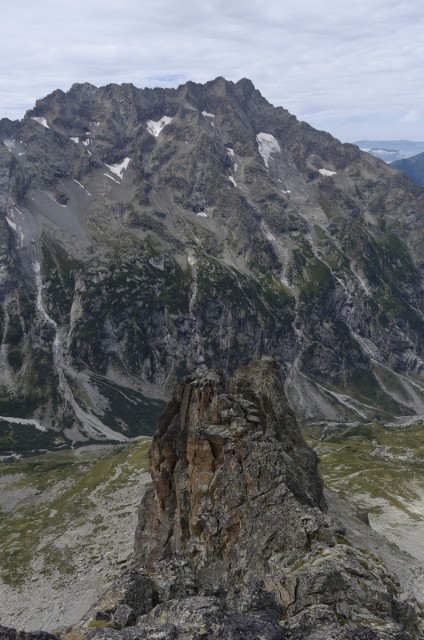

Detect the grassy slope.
xmin=0 ymin=439 xmax=151 ymax=588
xmin=309 ymin=422 xmax=424 ymax=557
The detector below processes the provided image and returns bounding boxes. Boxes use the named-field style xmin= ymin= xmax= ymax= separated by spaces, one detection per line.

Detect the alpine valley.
xmin=1 ymin=77 xmax=424 ymax=453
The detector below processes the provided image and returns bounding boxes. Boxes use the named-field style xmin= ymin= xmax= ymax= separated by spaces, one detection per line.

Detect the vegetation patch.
xmin=92 ymin=375 xmax=166 ymax=437
xmin=310 ymin=421 xmax=424 ymax=518
xmin=346 ymin=368 xmax=409 ymax=417
xmin=0 ymin=395 xmax=44 ymax=420
xmin=299 ymin=258 xmax=335 ymax=304
xmin=0 ymin=439 xmax=151 ymax=587
xmin=5 ymin=315 xmax=24 ymax=346
xmin=0 ymin=421 xmax=65 ymax=455
xmin=41 ymin=240 xmax=82 ymax=324
xmin=71 ymin=255 xmax=192 ymax=373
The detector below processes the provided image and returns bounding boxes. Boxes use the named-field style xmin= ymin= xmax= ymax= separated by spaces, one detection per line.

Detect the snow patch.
xmin=6 ymin=209 xmax=25 ymax=247
xmin=0 ymin=416 xmax=47 ymax=432
xmin=229 ymin=176 xmax=237 ymax=187
xmin=256 ymin=133 xmax=281 ymax=168
xmin=49 ymin=196 xmax=67 ymax=208
xmin=31 ymin=116 xmax=49 ymax=129
xmin=2 ymin=139 xmax=16 ymax=152
xmin=264 ymin=229 xmax=275 ymax=242
xmin=73 ymin=179 xmax=91 ymax=196
xmin=234 ymin=163 xmax=238 ymax=172
xmin=196 ymin=212 xmax=208 ymax=218
xmin=226 ymin=147 xmax=235 ymax=157
xmin=282 ymin=189 xmax=291 ymax=194
xmin=202 ymin=111 xmax=215 ymax=118
xmin=82 ymin=138 xmax=91 ymax=147
xmin=5 ymin=217 xmax=17 ymax=232
xmin=105 ymin=158 xmax=130 ymax=179
xmin=188 ymin=254 xmax=197 ymax=266
xmin=319 ymin=168 xmax=337 ymax=176
xmin=147 ymin=116 xmax=173 ymax=137
xmin=70 ymin=137 xmax=79 ymax=143
xmin=104 ymin=173 xmax=121 ymax=185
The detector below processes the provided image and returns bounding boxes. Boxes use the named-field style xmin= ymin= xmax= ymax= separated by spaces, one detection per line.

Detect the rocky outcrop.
xmin=0 ymin=626 xmax=57 ymax=640
xmin=135 ymin=358 xmax=326 ymax=572
xmin=87 ymin=359 xmax=423 ymax=639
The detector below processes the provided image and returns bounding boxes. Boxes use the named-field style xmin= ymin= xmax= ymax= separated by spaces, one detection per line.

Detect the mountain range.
xmin=1 ymin=78 xmax=424 ymax=453
xmin=355 ymin=140 xmax=424 ymax=163
xmin=392 ymin=151 xmax=424 ymax=185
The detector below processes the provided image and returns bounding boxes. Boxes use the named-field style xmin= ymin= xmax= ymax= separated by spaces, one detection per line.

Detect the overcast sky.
xmin=1 ymin=0 xmax=424 ymax=142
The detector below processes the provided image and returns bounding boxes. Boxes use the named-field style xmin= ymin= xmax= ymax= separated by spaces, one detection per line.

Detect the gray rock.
xmin=87 ymin=625 xmax=176 ymax=640
xmin=0 ymin=626 xmax=58 ymax=640
xmin=117 ymin=551 xmax=133 ymax=565
xmin=113 ymin=604 xmax=136 ymax=629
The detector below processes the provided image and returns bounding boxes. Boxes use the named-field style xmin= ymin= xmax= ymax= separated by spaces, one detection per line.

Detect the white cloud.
xmin=401 ymin=110 xmax=420 ymax=123
xmin=1 ymin=0 xmax=424 ymax=140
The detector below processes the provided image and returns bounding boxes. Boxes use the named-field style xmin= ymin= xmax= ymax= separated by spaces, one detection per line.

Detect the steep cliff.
xmin=83 ymin=358 xmax=423 ymax=639
xmin=1 ymin=78 xmax=424 ymax=451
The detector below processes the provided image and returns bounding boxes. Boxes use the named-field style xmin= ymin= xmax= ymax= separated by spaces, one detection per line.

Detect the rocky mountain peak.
xmin=2 ymin=77 xmax=424 ymax=452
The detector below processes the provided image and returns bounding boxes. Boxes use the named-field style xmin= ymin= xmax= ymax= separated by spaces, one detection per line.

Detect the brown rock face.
xmin=135 ymin=359 xmax=328 ymax=589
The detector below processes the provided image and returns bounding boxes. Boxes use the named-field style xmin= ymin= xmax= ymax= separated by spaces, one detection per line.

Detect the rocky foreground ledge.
xmin=5 ymin=359 xmax=424 ymax=639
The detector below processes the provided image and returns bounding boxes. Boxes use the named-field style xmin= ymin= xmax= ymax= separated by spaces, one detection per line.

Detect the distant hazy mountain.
xmin=355 ymin=140 xmax=424 ymax=163
xmin=392 ymin=151 xmax=424 ymax=185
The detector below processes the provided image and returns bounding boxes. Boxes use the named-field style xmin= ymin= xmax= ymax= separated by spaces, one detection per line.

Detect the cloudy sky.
xmin=1 ymin=0 xmax=424 ymax=142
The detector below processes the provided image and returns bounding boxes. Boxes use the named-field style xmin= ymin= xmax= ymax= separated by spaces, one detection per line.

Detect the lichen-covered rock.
xmin=81 ymin=570 xmax=155 ymax=627
xmin=112 ymin=605 xmax=136 ymax=629
xmin=136 ymin=596 xmax=286 ymax=640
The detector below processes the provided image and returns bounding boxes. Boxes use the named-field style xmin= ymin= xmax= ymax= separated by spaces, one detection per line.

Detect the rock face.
xmin=86 ymin=358 xmax=423 ymax=639
xmin=2 ymin=78 xmax=424 ymax=451
xmin=135 ymin=358 xmax=326 ymax=583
